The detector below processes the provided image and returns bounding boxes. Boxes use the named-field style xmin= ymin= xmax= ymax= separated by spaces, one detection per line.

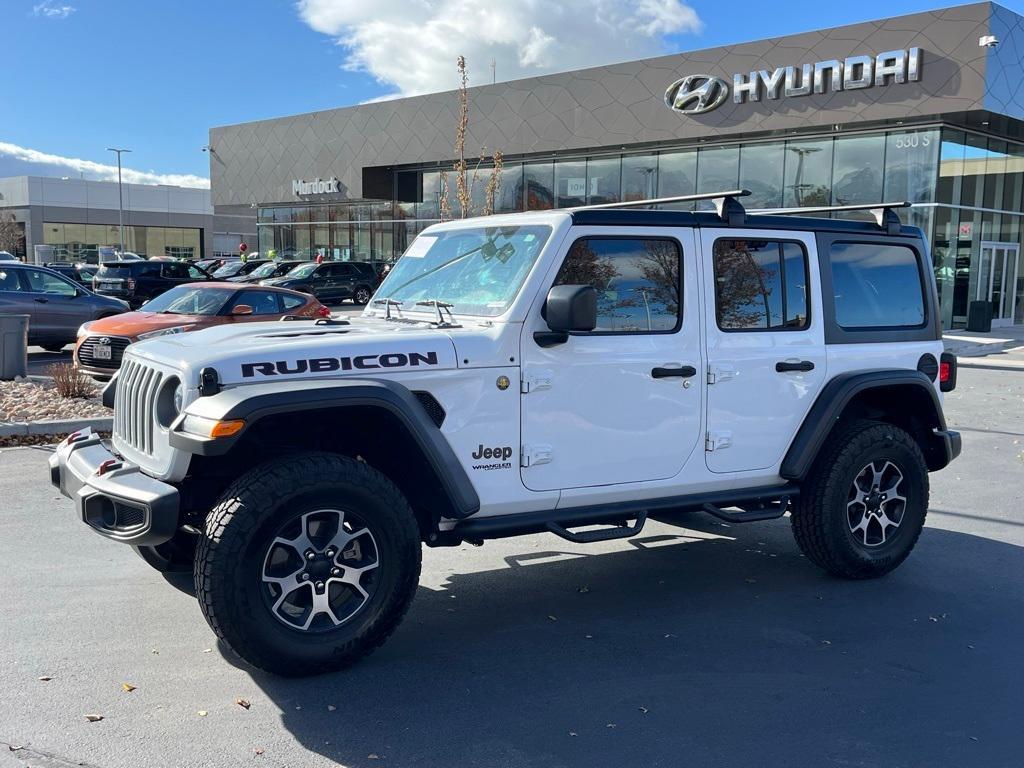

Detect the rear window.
xmin=830 ymin=242 xmax=925 ymax=329
xmin=96 ymin=264 xmax=134 ymax=277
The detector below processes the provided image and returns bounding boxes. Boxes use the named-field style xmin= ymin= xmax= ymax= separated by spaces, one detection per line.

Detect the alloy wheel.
xmin=261 ymin=508 xmax=380 ymax=632
xmin=846 ymin=460 xmax=907 ymax=547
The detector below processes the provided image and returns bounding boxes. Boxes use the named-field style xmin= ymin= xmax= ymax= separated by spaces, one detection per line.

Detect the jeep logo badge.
xmin=664 ymin=74 xmax=730 ymax=115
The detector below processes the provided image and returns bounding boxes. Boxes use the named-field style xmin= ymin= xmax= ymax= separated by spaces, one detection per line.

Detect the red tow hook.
xmin=97 ymin=459 xmax=122 ymax=476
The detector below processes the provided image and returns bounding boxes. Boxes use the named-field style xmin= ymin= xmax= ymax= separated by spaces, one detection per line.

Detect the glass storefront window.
xmin=959 ymin=132 xmax=989 ymax=208
xmin=495 ymin=164 xmax=524 ymax=212
xmin=524 ymin=161 xmax=555 ymax=210
xmin=884 ymin=128 xmax=939 ymax=204
xmin=586 ymin=156 xmax=621 ymax=204
xmin=832 ymin=134 xmax=885 ymax=205
xmin=419 ymin=170 xmax=440 ymax=220
xmin=739 ymin=143 xmax=784 ymax=209
xmin=936 ymin=129 xmax=966 ymax=205
xmin=696 ymin=146 xmax=739 ymax=208
xmin=657 ymin=150 xmax=696 ymax=207
xmin=621 ymin=154 xmax=658 ymax=202
xmin=555 ymin=159 xmax=586 ymax=208
xmin=783 ymin=139 xmax=832 ymax=207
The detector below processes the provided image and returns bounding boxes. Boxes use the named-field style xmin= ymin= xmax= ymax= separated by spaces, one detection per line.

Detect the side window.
xmin=0 ymin=268 xmax=24 ymax=292
xmin=187 ymin=265 xmax=208 ymax=279
xmin=713 ymin=239 xmax=809 ymax=331
xmin=23 ymin=268 xmax=77 ymax=297
xmin=281 ymin=294 xmax=307 ymax=311
xmin=554 ymin=237 xmax=681 ymax=333
xmin=235 ymin=290 xmax=282 ymax=315
xmin=161 ymin=263 xmax=187 ymax=279
xmin=830 ymin=242 xmax=925 ymax=328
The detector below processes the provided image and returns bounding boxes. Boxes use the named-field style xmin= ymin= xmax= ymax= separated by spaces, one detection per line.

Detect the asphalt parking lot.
xmin=0 ymin=365 xmax=1021 ymax=768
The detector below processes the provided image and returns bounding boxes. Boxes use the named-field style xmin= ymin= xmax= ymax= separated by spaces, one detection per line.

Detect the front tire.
xmin=352 ymin=285 xmax=372 ymax=305
xmin=194 ymin=452 xmax=422 ymax=676
xmin=791 ymin=419 xmax=929 ymax=579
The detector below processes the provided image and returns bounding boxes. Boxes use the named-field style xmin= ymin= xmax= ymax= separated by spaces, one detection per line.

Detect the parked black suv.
xmin=261 ymin=261 xmax=378 ymax=304
xmin=92 ymin=260 xmax=213 ymax=308
xmin=45 ymin=262 xmax=99 ymax=287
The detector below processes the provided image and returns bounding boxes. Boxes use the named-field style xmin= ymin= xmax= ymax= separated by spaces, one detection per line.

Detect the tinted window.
xmin=162 ymin=263 xmax=189 ymax=279
xmin=22 ymin=268 xmax=77 ymax=296
xmin=233 ymin=291 xmax=281 ymax=315
xmin=0 ymin=267 xmax=23 ymax=292
xmin=714 ymin=240 xmax=809 ymax=331
xmin=96 ymin=264 xmax=134 ymax=278
xmin=554 ymin=238 xmax=681 ymax=333
xmin=830 ymin=242 xmax=925 ymax=328
xmin=281 ymin=294 xmax=307 ymax=310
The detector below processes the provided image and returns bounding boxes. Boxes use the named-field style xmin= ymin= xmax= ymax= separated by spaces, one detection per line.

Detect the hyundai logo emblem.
xmin=664 ymin=74 xmax=730 ymax=115
xmin=98 ymin=337 xmax=110 ymax=345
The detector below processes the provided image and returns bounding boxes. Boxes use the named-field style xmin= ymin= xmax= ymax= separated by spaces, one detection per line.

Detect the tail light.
xmin=126 ymin=278 xmax=136 ymax=291
xmin=317 ymin=305 xmax=331 ymax=318
xmin=939 ymin=352 xmax=957 ymax=392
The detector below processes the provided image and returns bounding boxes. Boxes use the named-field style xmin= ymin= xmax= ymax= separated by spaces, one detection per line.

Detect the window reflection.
xmin=524 ymin=161 xmax=554 ymax=210
xmin=784 ymin=139 xmax=832 ymax=207
xmin=622 ymin=154 xmax=658 ymax=202
xmin=555 ymin=160 xmax=586 ymax=207
xmin=832 ymin=135 xmax=884 ymax=205
xmin=739 ymin=143 xmax=784 ymax=209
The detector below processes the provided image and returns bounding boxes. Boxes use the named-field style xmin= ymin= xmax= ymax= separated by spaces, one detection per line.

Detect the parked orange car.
xmin=75 ymin=282 xmax=329 ymax=377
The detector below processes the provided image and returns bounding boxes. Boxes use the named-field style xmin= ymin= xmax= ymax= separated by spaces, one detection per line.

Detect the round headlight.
xmin=173 ymin=382 xmax=184 ymax=414
xmin=156 ymin=376 xmax=183 ymax=428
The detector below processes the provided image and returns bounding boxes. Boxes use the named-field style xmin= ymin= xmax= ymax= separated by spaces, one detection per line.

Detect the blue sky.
xmin=2 ymin=0 xmax=1021 ymax=187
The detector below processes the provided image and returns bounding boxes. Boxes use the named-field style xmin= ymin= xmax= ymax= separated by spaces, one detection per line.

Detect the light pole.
xmin=106 ymin=147 xmax=131 ymax=254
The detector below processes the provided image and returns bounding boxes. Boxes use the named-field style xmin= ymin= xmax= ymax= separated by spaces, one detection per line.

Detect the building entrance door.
xmin=979 ymin=242 xmax=1020 ymax=328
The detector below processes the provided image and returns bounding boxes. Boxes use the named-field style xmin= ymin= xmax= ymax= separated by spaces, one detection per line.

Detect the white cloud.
xmin=296 ymin=0 xmax=703 ymax=97
xmin=0 ymin=141 xmax=209 ymax=188
xmin=33 ymin=1 xmax=76 ymax=19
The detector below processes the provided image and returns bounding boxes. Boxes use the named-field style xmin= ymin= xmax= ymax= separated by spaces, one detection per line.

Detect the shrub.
xmin=49 ymin=363 xmax=94 ymax=399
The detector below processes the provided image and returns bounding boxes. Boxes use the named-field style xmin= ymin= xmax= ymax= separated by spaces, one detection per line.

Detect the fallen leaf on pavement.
xmin=606 ymin=723 xmax=616 ymax=728
xmin=38 ymin=676 xmax=52 ymax=682
xmin=568 ymin=732 xmax=577 ymax=737
xmin=638 ymin=707 xmax=648 ymax=714
xmin=122 ymin=683 xmax=137 ymax=693
xmin=84 ymin=714 xmax=104 ymax=722
xmin=547 ymin=615 xmax=557 ymax=621
xmin=327 ymin=705 xmax=337 ymax=712
xmin=201 ymin=648 xmax=212 ymax=653
xmin=368 ymin=753 xmax=380 ymax=759
xmin=235 ymin=699 xmax=251 ymax=710
xmin=197 ymin=710 xmax=208 ymax=717
xmin=254 ymin=748 xmax=265 ymax=756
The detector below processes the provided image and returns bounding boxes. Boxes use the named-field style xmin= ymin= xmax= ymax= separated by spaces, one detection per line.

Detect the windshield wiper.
xmin=372 ymin=297 xmax=403 ymax=320
xmin=415 ymin=299 xmax=456 ymax=326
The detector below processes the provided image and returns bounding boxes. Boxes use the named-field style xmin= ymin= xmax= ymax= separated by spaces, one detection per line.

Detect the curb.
xmin=0 ymin=416 xmax=113 ymax=438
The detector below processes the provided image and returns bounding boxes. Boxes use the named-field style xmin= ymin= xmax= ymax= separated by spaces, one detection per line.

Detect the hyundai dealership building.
xmin=209 ymin=2 xmax=1024 ymax=329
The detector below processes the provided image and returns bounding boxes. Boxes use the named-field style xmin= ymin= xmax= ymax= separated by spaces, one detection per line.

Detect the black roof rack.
xmin=569 ymin=191 xmax=913 ymax=235
xmin=749 ymin=201 xmax=912 ymax=235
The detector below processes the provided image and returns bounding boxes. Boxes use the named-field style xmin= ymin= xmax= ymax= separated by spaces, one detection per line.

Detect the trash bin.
xmin=0 ymin=314 xmax=29 ymax=380
xmin=966 ymin=300 xmax=993 ymax=333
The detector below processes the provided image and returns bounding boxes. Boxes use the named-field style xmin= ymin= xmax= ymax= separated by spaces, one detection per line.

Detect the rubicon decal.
xmin=241 ymin=351 xmax=439 ymax=378
xmin=471 ymin=444 xmax=514 ymax=471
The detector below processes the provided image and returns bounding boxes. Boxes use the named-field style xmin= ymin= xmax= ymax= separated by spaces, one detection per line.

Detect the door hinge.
xmin=705 ymin=431 xmax=733 ymax=452
xmin=707 ymin=365 xmax=736 ymax=385
xmin=521 ymin=444 xmax=553 ymax=468
xmin=521 ymin=369 xmax=554 ymax=394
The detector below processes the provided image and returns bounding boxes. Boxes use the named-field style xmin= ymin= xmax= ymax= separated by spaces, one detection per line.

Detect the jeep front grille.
xmin=114 ymin=358 xmax=164 ymax=456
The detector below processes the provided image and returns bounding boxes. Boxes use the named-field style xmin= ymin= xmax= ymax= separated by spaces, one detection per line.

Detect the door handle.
xmin=652 ymin=365 xmax=697 ymax=379
xmin=34 ymin=297 xmax=49 ymax=304
xmin=776 ymin=360 xmax=815 ymax=373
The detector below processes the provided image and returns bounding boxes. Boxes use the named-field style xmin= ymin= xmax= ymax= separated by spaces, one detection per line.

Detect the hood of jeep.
xmin=128 ymin=315 xmax=460 ymax=386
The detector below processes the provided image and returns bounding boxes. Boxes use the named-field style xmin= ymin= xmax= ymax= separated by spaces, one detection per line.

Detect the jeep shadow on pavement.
xmin=49 ymin=189 xmax=961 ymax=676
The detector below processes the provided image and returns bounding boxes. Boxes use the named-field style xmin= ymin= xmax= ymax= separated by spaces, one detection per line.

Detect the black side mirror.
xmin=535 ymin=284 xmax=597 ymax=347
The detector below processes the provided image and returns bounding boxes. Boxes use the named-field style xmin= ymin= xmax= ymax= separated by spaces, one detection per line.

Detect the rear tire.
xmin=352 ymin=285 xmax=372 ymax=305
xmin=791 ymin=419 xmax=929 ymax=579
xmin=194 ymin=452 xmax=421 ymax=676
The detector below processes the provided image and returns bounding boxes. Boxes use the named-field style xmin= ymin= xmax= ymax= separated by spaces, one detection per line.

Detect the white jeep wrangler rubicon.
xmin=50 ymin=190 xmax=961 ymax=676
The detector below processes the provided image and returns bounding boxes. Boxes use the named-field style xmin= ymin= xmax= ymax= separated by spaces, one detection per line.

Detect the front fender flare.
xmin=169 ymin=378 xmax=480 ymax=519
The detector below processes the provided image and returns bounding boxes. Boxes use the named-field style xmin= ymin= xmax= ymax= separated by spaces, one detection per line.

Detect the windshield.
xmin=287 ymin=263 xmax=319 ymax=278
xmin=141 ymin=285 xmax=234 ymax=315
xmin=249 ymin=262 xmax=281 ymax=278
xmin=213 ymin=261 xmax=245 ymax=277
xmin=374 ymin=225 xmax=551 ymax=317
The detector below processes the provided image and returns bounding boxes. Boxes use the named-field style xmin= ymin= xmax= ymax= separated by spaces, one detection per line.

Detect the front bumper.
xmin=48 ymin=428 xmax=180 ymax=546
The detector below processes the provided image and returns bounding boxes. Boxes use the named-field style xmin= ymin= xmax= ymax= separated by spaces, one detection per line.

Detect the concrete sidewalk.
xmin=943 ymin=326 xmax=1024 ymax=358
